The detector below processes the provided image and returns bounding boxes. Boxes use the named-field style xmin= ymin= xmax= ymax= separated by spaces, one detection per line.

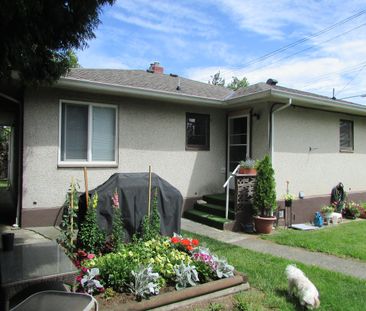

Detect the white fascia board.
xmin=56 ymin=77 xmax=224 ymax=108
xmin=271 ymin=89 xmax=366 ymax=116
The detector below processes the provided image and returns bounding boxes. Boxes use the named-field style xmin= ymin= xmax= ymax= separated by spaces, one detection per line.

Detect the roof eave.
xmin=56 ymin=77 xmax=224 ymax=107
xmin=271 ymin=89 xmax=366 ymax=116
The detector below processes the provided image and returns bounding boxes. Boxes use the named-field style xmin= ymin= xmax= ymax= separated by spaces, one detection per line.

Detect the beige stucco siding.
xmin=251 ymin=102 xmax=270 ymax=160
xmin=273 ymin=106 xmax=366 ymax=197
xmin=23 ymin=88 xmax=227 ymax=210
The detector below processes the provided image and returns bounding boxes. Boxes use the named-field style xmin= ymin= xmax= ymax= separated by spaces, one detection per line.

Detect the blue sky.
xmin=77 ymin=0 xmax=366 ymax=104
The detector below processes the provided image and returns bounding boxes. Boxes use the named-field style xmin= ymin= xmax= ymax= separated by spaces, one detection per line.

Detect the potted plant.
xmin=321 ymin=205 xmax=334 ymax=224
xmin=239 ymin=158 xmax=257 ymax=175
xmin=252 ymin=155 xmax=277 ymax=234
xmin=358 ymin=203 xmax=366 ymax=219
xmin=342 ymin=201 xmax=361 ymax=219
xmin=284 ymin=193 xmax=296 ymax=208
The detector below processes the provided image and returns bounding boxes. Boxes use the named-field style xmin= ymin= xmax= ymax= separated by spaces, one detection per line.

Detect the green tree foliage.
xmin=227 ymin=76 xmax=249 ymax=90
xmin=208 ymin=71 xmax=225 ymax=86
xmin=78 ymin=192 xmax=106 ymax=254
xmin=0 ymin=0 xmax=114 ymax=84
xmin=253 ymin=155 xmax=277 ymax=217
xmin=67 ymin=50 xmax=81 ymax=68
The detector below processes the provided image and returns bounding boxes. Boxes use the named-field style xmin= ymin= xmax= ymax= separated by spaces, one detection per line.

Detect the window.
xmin=59 ymin=101 xmax=117 ymax=165
xmin=339 ymin=119 xmax=353 ymax=152
xmin=186 ymin=113 xmax=210 ymax=150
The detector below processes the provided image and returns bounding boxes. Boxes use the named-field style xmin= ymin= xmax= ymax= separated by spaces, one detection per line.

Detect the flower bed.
xmin=57 ymin=181 xmax=242 ymax=306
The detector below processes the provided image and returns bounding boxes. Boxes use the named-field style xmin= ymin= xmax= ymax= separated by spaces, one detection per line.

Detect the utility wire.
xmin=223 ymin=9 xmax=366 ymax=70
xmin=335 ymin=62 xmax=366 ymax=97
xmin=244 ymin=21 xmax=366 ymax=75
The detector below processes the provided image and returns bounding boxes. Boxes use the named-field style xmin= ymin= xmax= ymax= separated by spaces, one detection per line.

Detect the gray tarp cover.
xmin=79 ymin=173 xmax=182 ymax=240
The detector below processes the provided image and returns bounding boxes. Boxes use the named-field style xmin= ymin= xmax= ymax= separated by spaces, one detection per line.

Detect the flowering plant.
xmin=170 ymin=234 xmax=199 ymax=252
xmin=74 ymin=249 xmax=96 ymax=268
xmin=77 ymin=267 xmax=104 ymax=295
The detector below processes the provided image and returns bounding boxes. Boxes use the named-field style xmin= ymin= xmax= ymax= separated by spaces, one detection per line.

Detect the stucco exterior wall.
xmin=251 ymin=102 xmax=270 ymax=160
xmin=273 ymin=106 xmax=366 ymax=198
xmin=23 ymin=88 xmax=227 ymax=211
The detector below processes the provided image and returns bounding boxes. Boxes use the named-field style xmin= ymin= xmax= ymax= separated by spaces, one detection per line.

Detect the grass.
xmin=261 ymin=221 xmax=366 ymax=261
xmin=183 ymin=230 xmax=366 ymax=311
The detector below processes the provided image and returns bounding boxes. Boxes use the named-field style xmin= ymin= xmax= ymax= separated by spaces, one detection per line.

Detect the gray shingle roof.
xmin=65 ymin=69 xmax=233 ymax=100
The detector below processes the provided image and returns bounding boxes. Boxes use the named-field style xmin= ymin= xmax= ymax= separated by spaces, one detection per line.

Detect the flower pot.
xmin=285 ymin=199 xmax=292 ymax=208
xmin=253 ymin=216 xmax=276 ymax=234
xmin=239 ymin=168 xmax=257 ymax=175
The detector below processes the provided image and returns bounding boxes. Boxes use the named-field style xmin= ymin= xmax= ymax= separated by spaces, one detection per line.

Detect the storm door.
xmin=227 ymin=115 xmax=250 ymax=177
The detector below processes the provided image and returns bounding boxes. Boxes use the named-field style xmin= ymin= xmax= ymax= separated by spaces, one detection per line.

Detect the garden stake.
xmin=148 ymin=165 xmax=152 ymax=217
xmin=84 ymin=167 xmax=89 ymax=209
xmin=70 ymin=177 xmax=74 ymax=246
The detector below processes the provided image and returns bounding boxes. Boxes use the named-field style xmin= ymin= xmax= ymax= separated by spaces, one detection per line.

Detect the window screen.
xmin=340 ymin=119 xmax=354 ymax=152
xmin=186 ymin=113 xmax=210 ymax=150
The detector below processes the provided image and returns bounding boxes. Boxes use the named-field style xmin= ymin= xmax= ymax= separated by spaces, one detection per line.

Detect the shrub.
xmin=253 ymin=155 xmax=277 ymax=217
xmin=343 ymin=201 xmax=361 ymax=219
xmin=78 ymin=192 xmax=106 ymax=255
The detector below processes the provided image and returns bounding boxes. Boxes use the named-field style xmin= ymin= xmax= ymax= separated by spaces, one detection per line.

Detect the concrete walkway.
xmin=182 ymin=218 xmax=366 ymax=280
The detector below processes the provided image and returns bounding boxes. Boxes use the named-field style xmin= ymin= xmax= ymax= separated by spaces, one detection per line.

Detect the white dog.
xmin=285 ymin=265 xmax=320 ymax=309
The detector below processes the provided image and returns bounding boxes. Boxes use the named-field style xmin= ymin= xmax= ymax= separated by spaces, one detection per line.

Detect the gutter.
xmin=57 ymin=78 xmax=224 ymax=107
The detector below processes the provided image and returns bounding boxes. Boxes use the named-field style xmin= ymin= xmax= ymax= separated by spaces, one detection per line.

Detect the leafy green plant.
xmin=57 ymin=179 xmax=79 ymax=258
xmin=321 ymin=205 xmax=335 ymax=215
xmin=215 ymin=257 xmax=235 ymax=279
xmin=141 ymin=188 xmax=161 ymax=241
xmin=239 ymin=158 xmax=256 ymax=169
xmin=343 ymin=201 xmax=361 ymax=219
xmin=128 ymin=265 xmax=160 ymax=300
xmin=78 ymin=192 xmax=106 ymax=254
xmin=174 ymin=262 xmax=199 ymax=290
xmin=253 ymin=155 xmax=277 ymax=217
xmin=207 ymin=302 xmax=225 ymax=311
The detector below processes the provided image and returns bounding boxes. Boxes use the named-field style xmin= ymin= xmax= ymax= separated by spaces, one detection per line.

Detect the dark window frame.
xmin=185 ymin=112 xmax=210 ymax=151
xmin=339 ymin=119 xmax=354 ymax=152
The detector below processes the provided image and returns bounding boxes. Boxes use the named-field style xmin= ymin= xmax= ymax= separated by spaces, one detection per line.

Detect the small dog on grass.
xmin=285 ymin=264 xmax=320 ymax=310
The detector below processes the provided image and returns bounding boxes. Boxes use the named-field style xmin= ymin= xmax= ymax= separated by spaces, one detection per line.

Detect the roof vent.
xmin=148 ymin=61 xmax=164 ymax=74
xmin=266 ymin=78 xmax=278 ymax=86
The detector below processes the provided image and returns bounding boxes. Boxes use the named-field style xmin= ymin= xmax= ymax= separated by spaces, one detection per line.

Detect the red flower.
xmin=81 ymin=267 xmax=88 ymax=273
xmin=181 ymin=239 xmax=190 ymax=246
xmin=76 ymin=275 xmax=82 ymax=282
xmin=171 ymin=237 xmax=180 ymax=244
xmin=87 ymin=253 xmax=95 ymax=259
xmin=78 ymin=250 xmax=87 ymax=257
xmin=191 ymin=239 xmax=199 ymax=246
xmin=186 ymin=245 xmax=193 ymax=251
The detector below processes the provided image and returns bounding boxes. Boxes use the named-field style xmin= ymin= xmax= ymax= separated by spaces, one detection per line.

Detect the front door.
xmin=227 ymin=114 xmax=250 ymax=178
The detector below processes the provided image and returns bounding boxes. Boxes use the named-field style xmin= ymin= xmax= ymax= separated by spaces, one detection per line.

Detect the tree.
xmin=67 ymin=50 xmax=81 ymax=69
xmin=227 ymin=76 xmax=249 ymax=90
xmin=0 ymin=0 xmax=114 ymax=85
xmin=208 ymin=71 xmax=225 ymax=86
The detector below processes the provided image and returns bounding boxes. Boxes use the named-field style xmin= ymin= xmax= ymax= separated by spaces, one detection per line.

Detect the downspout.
xmin=0 ymin=92 xmax=22 ymax=228
xmin=270 ymin=98 xmax=292 ymax=160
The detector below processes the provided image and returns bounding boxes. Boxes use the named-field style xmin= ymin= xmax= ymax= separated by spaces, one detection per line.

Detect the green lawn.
xmin=262 ymin=221 xmax=366 ymax=261
xmin=183 ymin=230 xmax=366 ymax=311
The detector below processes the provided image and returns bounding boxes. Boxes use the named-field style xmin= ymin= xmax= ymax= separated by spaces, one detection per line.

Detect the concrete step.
xmin=202 ymin=193 xmax=234 ymax=209
xmin=183 ymin=209 xmax=231 ymax=230
xmin=194 ymin=202 xmax=235 ymax=220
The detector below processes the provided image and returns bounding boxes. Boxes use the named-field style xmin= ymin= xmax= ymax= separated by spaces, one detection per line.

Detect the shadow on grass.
xmin=275 ymin=289 xmax=304 ymax=311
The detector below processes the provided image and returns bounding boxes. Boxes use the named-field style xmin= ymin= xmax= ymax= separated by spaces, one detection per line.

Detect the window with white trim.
xmin=60 ymin=101 xmax=117 ymax=164
xmin=339 ymin=119 xmax=354 ymax=152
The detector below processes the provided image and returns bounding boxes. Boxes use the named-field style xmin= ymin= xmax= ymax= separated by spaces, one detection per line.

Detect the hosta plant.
xmin=174 ymin=262 xmax=199 ymax=290
xmin=128 ymin=265 xmax=160 ymax=300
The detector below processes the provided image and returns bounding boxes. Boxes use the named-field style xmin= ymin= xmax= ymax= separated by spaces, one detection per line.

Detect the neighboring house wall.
xmin=22 ymin=88 xmax=227 ymax=224
xmin=273 ymin=105 xmax=366 ymax=198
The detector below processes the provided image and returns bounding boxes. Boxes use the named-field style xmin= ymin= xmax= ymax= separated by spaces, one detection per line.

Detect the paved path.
xmin=181 ymin=218 xmax=366 ymax=280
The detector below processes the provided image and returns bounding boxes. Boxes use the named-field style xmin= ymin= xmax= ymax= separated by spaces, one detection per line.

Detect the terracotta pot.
xmin=253 ymin=216 xmax=276 ymax=234
xmin=239 ymin=168 xmax=257 ymax=175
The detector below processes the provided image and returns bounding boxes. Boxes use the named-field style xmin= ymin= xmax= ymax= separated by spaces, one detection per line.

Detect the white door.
xmin=227 ymin=115 xmax=250 ymax=179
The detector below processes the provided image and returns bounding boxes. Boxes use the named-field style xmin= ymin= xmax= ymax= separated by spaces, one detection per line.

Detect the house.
xmin=1 ymin=62 xmax=366 ymax=228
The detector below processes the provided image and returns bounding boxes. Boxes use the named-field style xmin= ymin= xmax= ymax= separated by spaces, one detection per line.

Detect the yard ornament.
xmin=314 ymin=212 xmax=323 ymax=227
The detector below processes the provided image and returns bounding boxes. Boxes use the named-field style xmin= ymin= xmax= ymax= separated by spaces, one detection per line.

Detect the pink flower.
xmin=87 ymin=253 xmax=95 ymax=259
xmin=81 ymin=267 xmax=88 ymax=273
xmin=112 ymin=191 xmax=119 ymax=208
xmin=76 ymin=275 xmax=82 ymax=282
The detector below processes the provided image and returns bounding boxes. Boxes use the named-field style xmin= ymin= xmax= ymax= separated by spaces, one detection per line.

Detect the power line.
xmin=243 ymin=21 xmax=366 ymax=75
xmin=226 ymin=9 xmax=366 ymax=70
xmin=336 ymin=62 xmax=366 ymax=96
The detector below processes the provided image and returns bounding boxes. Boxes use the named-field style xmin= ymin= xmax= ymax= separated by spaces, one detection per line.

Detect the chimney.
xmin=266 ymin=78 xmax=278 ymax=86
xmin=148 ymin=61 xmax=164 ymax=74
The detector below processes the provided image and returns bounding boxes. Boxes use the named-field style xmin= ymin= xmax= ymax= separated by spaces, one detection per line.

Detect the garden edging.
xmin=124 ymin=272 xmax=248 ymax=311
